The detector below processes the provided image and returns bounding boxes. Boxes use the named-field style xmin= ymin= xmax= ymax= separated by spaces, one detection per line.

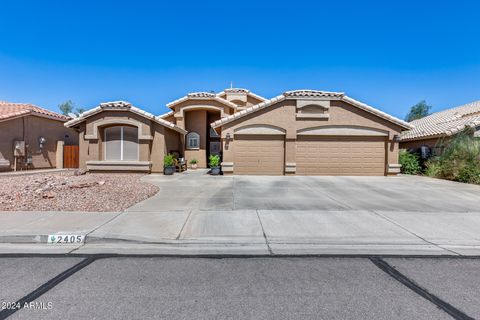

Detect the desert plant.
xmin=456 ymin=161 xmax=480 ymax=184
xmin=399 ymin=150 xmax=421 ymax=175
xmin=425 ymin=128 xmax=480 ymax=184
xmin=164 ymin=154 xmax=175 ymax=167
xmin=424 ymin=160 xmax=441 ymax=177
xmin=189 ymin=158 xmax=198 ymax=165
xmin=208 ymin=154 xmax=220 ymax=167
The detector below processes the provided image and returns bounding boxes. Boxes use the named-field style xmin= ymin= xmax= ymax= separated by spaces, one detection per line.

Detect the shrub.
xmin=424 ymin=160 xmax=441 ymax=177
xmin=189 ymin=158 xmax=198 ymax=165
xmin=208 ymin=154 xmax=220 ymax=167
xmin=425 ymin=128 xmax=480 ymax=184
xmin=456 ymin=161 xmax=480 ymax=184
xmin=164 ymin=154 xmax=175 ymax=167
xmin=399 ymin=150 xmax=421 ymax=175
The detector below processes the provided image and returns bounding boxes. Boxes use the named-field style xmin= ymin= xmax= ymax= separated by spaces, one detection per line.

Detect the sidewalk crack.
xmin=69 ymin=211 xmax=124 ymax=254
xmin=176 ymin=209 xmax=193 ymax=240
xmin=256 ymin=209 xmax=273 ymax=255
xmin=370 ymin=210 xmax=460 ymax=256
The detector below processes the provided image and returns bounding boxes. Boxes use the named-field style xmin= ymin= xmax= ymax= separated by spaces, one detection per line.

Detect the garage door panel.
xmin=234 ymin=135 xmax=284 ymax=175
xmin=296 ymin=136 xmax=386 ymax=176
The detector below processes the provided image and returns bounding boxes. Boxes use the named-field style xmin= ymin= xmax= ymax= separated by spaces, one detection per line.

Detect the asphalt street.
xmin=0 ymin=256 xmax=479 ymax=320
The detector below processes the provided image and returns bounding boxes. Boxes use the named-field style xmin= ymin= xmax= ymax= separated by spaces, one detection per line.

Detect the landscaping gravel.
xmin=0 ymin=171 xmax=159 ymax=212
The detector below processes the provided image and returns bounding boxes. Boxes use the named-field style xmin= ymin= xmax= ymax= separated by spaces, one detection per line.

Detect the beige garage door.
xmin=234 ymin=135 xmax=285 ymax=175
xmin=296 ymin=136 xmax=386 ymax=176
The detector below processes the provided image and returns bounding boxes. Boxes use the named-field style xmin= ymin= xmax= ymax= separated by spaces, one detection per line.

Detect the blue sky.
xmin=0 ymin=0 xmax=479 ymax=119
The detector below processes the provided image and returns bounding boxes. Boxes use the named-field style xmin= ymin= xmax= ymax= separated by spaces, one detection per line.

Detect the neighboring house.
xmin=401 ymin=100 xmax=480 ymax=155
xmin=67 ymin=88 xmax=411 ymax=176
xmin=0 ymin=101 xmax=78 ymax=171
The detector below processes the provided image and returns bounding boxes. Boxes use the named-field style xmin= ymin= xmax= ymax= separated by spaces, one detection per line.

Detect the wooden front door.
xmin=63 ymin=145 xmax=79 ymax=168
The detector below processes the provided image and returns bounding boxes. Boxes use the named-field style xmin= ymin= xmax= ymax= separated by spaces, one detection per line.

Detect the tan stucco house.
xmin=66 ymin=88 xmax=412 ymax=176
xmin=0 ymin=101 xmax=78 ymax=171
xmin=400 ymin=100 xmax=480 ymax=155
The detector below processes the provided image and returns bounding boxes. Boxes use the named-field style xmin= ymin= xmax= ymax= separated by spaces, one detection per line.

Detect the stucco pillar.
xmin=285 ymin=138 xmax=296 ymax=174
xmin=285 ymin=128 xmax=297 ymax=175
xmin=56 ymin=141 xmax=64 ymax=169
xmin=221 ymin=129 xmax=234 ymax=174
xmin=386 ymin=133 xmax=401 ymax=175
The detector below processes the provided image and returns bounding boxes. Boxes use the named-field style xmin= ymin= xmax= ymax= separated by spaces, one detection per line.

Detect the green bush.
xmin=424 ymin=160 xmax=441 ymax=177
xmin=399 ymin=150 xmax=421 ymax=175
xmin=456 ymin=161 xmax=480 ymax=184
xmin=189 ymin=158 xmax=198 ymax=164
xmin=208 ymin=154 xmax=220 ymax=167
xmin=164 ymin=154 xmax=175 ymax=167
xmin=425 ymin=128 xmax=480 ymax=184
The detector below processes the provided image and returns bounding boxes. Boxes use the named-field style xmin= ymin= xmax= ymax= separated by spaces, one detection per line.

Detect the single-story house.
xmin=0 ymin=101 xmax=79 ymax=171
xmin=66 ymin=88 xmax=412 ymax=176
xmin=400 ymin=100 xmax=480 ymax=155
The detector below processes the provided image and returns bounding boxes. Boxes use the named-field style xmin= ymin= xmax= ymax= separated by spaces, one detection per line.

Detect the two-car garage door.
xmin=296 ymin=136 xmax=386 ymax=176
xmin=233 ymin=135 xmax=386 ymax=176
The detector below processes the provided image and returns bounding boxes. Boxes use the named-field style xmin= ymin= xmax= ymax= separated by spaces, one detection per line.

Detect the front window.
xmin=186 ymin=132 xmax=200 ymax=150
xmin=104 ymin=126 xmax=138 ymax=161
xmin=210 ymin=127 xmax=219 ymax=138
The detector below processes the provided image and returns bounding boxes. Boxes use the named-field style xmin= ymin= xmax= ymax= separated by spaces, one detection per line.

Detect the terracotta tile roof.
xmin=187 ymin=92 xmax=216 ymax=98
xmin=64 ymin=101 xmax=187 ymax=134
xmin=217 ymin=88 xmax=267 ymax=102
xmin=401 ymin=100 xmax=480 ymax=141
xmin=166 ymin=92 xmax=238 ymax=109
xmin=283 ymin=89 xmax=344 ymax=98
xmin=224 ymin=88 xmax=250 ymax=93
xmin=0 ymin=101 xmax=69 ymax=122
xmin=211 ymin=90 xmax=412 ymax=129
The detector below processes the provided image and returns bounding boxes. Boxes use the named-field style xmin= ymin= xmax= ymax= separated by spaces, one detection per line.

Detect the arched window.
xmin=186 ymin=132 xmax=200 ymax=150
xmin=104 ymin=126 xmax=138 ymax=161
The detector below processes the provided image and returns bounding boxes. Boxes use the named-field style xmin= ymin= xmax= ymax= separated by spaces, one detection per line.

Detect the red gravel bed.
xmin=0 ymin=171 xmax=159 ymax=212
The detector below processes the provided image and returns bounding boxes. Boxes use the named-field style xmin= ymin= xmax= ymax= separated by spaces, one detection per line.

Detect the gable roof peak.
xmin=187 ymin=92 xmax=216 ymax=98
xmin=99 ymin=101 xmax=132 ymax=109
xmin=224 ymin=88 xmax=250 ymax=94
xmin=283 ymin=89 xmax=344 ymax=98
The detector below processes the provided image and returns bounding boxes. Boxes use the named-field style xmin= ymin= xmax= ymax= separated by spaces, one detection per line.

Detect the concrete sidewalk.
xmin=1 ymin=209 xmax=480 ymax=256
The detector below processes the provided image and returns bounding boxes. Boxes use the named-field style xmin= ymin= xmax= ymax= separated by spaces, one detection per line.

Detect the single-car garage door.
xmin=234 ymin=135 xmax=285 ymax=175
xmin=296 ymin=136 xmax=386 ymax=176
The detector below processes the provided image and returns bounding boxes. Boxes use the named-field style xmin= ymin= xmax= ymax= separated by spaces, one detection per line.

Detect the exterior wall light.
xmin=393 ymin=134 xmax=401 ymax=142
xmin=39 ymin=137 xmax=46 ymax=149
xmin=225 ymin=133 xmax=231 ymax=140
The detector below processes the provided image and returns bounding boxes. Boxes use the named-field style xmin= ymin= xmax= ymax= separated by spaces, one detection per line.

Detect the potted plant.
xmin=190 ymin=158 xmax=198 ymax=169
xmin=209 ymin=154 xmax=221 ymax=175
xmin=163 ymin=154 xmax=175 ymax=175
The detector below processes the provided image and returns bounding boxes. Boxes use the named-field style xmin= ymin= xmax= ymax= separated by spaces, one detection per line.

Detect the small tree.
xmin=405 ymin=100 xmax=432 ymax=122
xmin=58 ymin=100 xmax=85 ymax=116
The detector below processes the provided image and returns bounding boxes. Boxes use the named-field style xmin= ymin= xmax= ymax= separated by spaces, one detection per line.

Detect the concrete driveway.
xmin=128 ymin=170 xmax=480 ymax=212
xmin=2 ymin=170 xmax=480 ymax=255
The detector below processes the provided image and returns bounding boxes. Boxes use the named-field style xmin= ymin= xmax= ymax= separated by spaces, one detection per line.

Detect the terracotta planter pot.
xmin=191 ymin=163 xmax=198 ymax=169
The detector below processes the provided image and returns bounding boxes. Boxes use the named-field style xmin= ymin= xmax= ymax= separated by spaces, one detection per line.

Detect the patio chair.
xmin=170 ymin=151 xmax=187 ymax=172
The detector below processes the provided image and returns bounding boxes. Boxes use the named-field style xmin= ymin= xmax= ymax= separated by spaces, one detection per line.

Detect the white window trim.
xmin=186 ymin=132 xmax=200 ymax=150
xmin=104 ymin=126 xmax=139 ymax=161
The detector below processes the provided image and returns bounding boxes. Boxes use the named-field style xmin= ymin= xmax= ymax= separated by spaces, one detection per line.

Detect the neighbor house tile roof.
xmin=64 ymin=101 xmax=187 ymax=134
xmin=211 ymin=90 xmax=412 ymax=129
xmin=401 ymin=100 xmax=480 ymax=141
xmin=0 ymin=101 xmax=69 ymax=122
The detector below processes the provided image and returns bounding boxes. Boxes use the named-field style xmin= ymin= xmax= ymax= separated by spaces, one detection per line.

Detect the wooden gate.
xmin=63 ymin=145 xmax=79 ymax=168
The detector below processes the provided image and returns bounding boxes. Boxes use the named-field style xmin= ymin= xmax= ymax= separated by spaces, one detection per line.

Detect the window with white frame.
xmin=104 ymin=126 xmax=139 ymax=161
xmin=186 ymin=132 xmax=200 ymax=149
